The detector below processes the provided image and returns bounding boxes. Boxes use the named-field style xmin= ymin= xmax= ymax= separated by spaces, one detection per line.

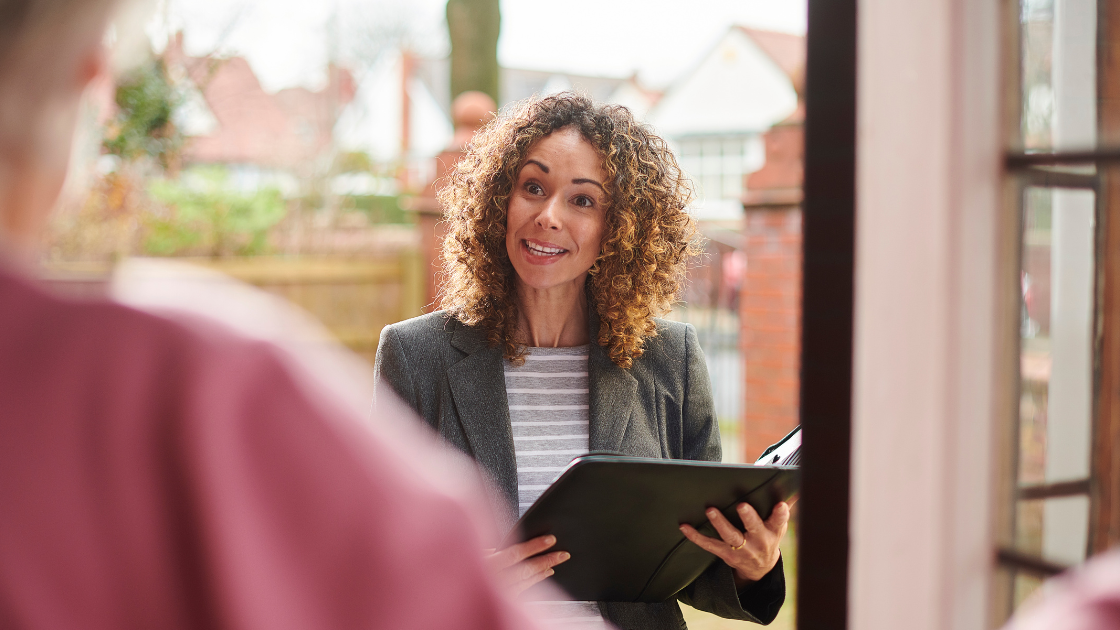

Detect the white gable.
xmin=648 ymin=28 xmax=797 ymax=138
xmin=334 ymin=49 xmax=453 ymax=163
xmin=606 ymin=80 xmax=658 ymax=121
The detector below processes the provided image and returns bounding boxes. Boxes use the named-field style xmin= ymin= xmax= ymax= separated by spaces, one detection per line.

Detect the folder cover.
xmin=506 ymin=455 xmax=800 ymax=602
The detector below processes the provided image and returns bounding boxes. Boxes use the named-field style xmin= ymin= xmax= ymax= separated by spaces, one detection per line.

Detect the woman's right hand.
xmin=484 ymin=535 xmax=570 ymax=594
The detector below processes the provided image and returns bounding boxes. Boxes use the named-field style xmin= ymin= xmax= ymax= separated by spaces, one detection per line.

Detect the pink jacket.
xmin=0 ymin=265 xmax=538 ymax=629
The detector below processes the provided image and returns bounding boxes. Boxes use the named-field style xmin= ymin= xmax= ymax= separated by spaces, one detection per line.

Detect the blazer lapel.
xmin=588 ymin=335 xmax=638 ymax=454
xmin=446 ymin=324 xmax=519 ymax=511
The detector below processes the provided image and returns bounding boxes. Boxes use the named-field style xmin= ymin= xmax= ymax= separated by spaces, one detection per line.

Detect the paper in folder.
xmin=506 ymin=449 xmax=800 ymax=603
xmin=754 ymin=425 xmax=801 ymax=467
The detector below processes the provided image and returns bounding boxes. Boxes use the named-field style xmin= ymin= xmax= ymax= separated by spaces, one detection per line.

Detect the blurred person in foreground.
xmin=375 ymin=93 xmax=788 ymax=629
xmin=1003 ymin=550 xmax=1120 ymax=630
xmin=0 ymin=1 xmax=548 ymax=628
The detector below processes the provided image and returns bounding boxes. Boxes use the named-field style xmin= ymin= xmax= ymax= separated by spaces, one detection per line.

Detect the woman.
xmin=375 ymin=93 xmax=789 ymax=629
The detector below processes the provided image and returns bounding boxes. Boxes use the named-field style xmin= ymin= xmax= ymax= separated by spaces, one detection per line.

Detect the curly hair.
xmin=438 ymin=92 xmax=700 ymax=369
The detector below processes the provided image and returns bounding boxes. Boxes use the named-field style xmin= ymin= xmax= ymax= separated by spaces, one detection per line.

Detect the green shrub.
xmin=146 ymin=166 xmax=287 ymax=257
xmin=103 ymin=59 xmax=183 ymax=169
xmin=344 ymin=194 xmax=408 ymax=224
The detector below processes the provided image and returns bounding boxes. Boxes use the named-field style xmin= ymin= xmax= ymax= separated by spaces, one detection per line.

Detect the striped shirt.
xmin=506 ymin=346 xmax=606 ymax=627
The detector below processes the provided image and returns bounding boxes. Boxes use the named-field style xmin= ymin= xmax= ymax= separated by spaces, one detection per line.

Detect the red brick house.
xmin=163 ymin=33 xmax=355 ymax=181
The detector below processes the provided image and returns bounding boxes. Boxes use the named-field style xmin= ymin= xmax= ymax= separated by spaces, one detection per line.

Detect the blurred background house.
xmin=650 ymin=26 xmax=802 ymax=224
xmin=163 ymin=32 xmax=357 ymax=192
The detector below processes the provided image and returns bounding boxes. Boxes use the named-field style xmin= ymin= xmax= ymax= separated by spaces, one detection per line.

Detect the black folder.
xmin=505 ymin=455 xmax=800 ymax=602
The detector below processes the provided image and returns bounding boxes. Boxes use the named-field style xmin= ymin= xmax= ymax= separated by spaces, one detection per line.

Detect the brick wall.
xmin=740 ymin=107 xmax=804 ymax=461
xmin=740 ymin=208 xmax=802 ymax=460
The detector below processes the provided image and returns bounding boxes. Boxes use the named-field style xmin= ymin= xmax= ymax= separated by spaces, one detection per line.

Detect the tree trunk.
xmin=446 ymin=0 xmax=500 ymax=104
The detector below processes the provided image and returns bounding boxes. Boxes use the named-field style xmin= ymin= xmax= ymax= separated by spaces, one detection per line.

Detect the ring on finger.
xmin=730 ymin=537 xmax=747 ymax=551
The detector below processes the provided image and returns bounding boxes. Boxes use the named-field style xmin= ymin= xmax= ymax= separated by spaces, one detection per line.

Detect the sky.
xmin=153 ymin=0 xmax=806 ymax=93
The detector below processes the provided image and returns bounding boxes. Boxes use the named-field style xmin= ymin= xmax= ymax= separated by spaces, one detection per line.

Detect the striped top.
xmin=506 ymin=346 xmax=606 ymax=627
xmin=506 ymin=346 xmax=592 ymax=516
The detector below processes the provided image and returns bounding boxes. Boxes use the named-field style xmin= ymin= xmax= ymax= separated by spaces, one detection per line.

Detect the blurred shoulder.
xmin=2 ymin=269 xmax=195 ymax=358
xmin=0 ymin=268 xmax=285 ymax=383
xmin=0 ymin=268 xmax=307 ymax=450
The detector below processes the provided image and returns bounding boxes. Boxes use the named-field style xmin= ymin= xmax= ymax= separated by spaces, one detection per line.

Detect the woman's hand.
xmin=679 ymin=502 xmax=791 ymax=588
xmin=484 ymin=535 xmax=571 ymax=595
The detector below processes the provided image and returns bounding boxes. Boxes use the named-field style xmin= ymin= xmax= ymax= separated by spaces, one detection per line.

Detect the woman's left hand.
xmin=679 ymin=501 xmax=791 ymax=587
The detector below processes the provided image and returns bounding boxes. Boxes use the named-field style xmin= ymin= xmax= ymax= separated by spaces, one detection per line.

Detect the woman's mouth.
xmin=523 ymin=240 xmax=567 ymax=257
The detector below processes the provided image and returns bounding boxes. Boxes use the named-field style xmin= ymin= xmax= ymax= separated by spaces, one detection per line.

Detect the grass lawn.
xmin=679 ymin=523 xmax=797 ymax=630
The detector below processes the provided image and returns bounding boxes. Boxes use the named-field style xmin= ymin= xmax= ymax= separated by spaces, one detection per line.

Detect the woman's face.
xmin=505 ymin=127 xmax=607 ymax=295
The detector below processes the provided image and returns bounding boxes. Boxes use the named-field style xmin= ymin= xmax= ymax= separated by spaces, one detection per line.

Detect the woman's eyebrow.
xmin=573 ymin=178 xmax=606 ymax=192
xmin=524 ymin=159 xmax=603 ymax=191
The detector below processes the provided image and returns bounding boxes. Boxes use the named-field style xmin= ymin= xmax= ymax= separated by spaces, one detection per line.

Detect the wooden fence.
xmin=40 ymin=252 xmax=425 ymax=367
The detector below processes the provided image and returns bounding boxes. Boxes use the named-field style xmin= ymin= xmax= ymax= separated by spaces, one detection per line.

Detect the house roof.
xmin=605 ymin=75 xmax=663 ymax=120
xmin=646 ymin=26 xmax=802 ymax=137
xmin=735 ymin=27 xmax=806 ymax=81
xmin=164 ymin=33 xmax=355 ymax=173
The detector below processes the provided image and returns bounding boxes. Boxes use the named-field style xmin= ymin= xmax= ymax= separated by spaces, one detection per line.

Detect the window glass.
xmin=1014 ymin=183 xmax=1095 ymax=578
xmin=1018 ymin=0 xmax=1102 ymax=151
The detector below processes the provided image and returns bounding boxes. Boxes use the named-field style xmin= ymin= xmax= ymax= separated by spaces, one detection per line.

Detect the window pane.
xmin=1020 ymin=0 xmax=1055 ymax=150
xmin=702 ymin=138 xmax=722 ymax=158
xmin=1015 ymin=496 xmax=1091 ymax=565
xmin=1045 ymin=187 xmax=1094 ymax=485
xmin=721 ymin=171 xmax=742 ymax=199
xmin=1015 ymin=184 xmax=1095 ymax=568
xmin=702 ymin=155 xmax=723 ymax=183
xmin=702 ymin=174 xmax=721 ymax=201
xmin=1018 ymin=0 xmax=1100 ymax=151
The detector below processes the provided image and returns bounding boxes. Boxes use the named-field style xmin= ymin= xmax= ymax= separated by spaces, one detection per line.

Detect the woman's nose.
xmin=535 ymin=197 xmax=563 ymax=230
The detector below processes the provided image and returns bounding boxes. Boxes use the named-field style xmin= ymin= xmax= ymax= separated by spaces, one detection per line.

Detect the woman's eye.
xmin=573 ymin=195 xmax=594 ymax=208
xmin=526 ymin=183 xmax=543 ymax=195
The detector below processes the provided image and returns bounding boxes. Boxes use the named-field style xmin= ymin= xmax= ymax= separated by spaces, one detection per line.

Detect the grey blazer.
xmin=374 ymin=311 xmax=785 ymax=629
